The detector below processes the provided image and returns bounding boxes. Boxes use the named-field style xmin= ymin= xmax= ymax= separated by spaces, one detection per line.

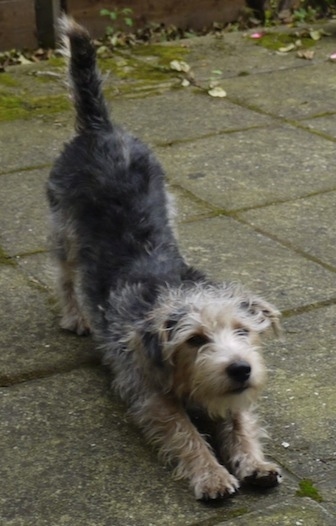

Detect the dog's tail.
xmin=58 ymin=14 xmax=112 ymax=133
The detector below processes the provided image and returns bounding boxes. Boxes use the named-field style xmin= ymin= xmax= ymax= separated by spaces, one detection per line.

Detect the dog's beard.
xmin=198 ymin=386 xmax=261 ymax=419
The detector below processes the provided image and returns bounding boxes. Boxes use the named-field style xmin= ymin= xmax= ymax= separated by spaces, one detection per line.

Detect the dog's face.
xmin=146 ymin=284 xmax=280 ymax=418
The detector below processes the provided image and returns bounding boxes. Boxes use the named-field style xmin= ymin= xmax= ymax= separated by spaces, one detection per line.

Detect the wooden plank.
xmin=35 ymin=0 xmax=62 ymax=48
xmin=0 ymin=0 xmax=36 ymax=51
xmin=66 ymin=0 xmax=246 ymax=39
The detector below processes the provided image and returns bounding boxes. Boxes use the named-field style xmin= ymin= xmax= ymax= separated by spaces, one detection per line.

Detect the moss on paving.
xmin=0 ymin=92 xmax=71 ymax=121
xmin=0 ymin=43 xmax=188 ymax=122
xmin=0 ymin=73 xmax=20 ymax=87
xmin=254 ymin=31 xmax=316 ymax=51
xmin=296 ymin=479 xmax=324 ymax=503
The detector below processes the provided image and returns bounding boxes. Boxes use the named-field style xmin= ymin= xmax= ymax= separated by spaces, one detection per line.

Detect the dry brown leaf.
xmin=297 ymin=49 xmax=314 ymax=60
xmin=170 ymin=60 xmax=191 ymax=73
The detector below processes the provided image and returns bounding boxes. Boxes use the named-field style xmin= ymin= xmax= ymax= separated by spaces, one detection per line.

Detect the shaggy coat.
xmin=47 ymin=15 xmax=282 ymax=500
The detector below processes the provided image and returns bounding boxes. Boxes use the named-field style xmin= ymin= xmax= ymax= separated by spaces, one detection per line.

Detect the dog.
xmin=47 ymin=15 xmax=282 ymax=500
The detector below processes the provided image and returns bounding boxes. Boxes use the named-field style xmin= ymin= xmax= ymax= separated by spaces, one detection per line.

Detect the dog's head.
xmin=141 ymin=283 xmax=280 ymax=418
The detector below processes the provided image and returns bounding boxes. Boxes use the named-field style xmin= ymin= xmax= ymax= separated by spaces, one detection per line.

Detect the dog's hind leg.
xmin=56 ymin=258 xmax=91 ymax=336
xmin=47 ymin=202 xmax=92 ymax=336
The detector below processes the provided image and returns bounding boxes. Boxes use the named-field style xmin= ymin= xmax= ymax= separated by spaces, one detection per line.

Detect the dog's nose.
xmin=226 ymin=361 xmax=251 ymax=383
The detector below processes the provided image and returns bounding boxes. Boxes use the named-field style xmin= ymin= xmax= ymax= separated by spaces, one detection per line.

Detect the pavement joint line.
xmin=225 ymin=94 xmax=336 ymax=141
xmin=194 ymin=61 xmax=312 ymax=83
xmin=231 ymin=184 xmax=336 ymax=214
xmin=180 ymin=212 xmax=222 ymax=224
xmin=177 ymin=205 xmax=336 ymax=276
xmin=281 ymin=296 xmax=336 ymax=318
xmin=233 ymin=215 xmax=336 ymax=275
xmin=0 ymin=162 xmax=51 ymax=177
xmin=299 ymin=111 xmax=336 ymax=120
xmin=285 ymin=120 xmax=336 ymax=143
xmin=154 ymin=123 xmax=273 ymax=147
xmin=0 ymin=362 xmax=100 ymax=389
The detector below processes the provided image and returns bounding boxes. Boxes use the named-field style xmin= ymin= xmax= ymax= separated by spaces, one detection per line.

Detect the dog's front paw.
xmin=193 ymin=469 xmax=240 ymax=501
xmin=242 ymin=461 xmax=282 ymax=488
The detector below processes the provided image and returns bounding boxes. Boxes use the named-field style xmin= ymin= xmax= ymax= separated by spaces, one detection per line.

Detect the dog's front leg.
xmin=133 ymin=394 xmax=239 ymax=500
xmin=216 ymin=410 xmax=282 ymax=488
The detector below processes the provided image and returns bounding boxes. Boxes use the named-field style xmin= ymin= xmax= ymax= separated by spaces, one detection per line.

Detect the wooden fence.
xmin=0 ymin=0 xmax=247 ymax=51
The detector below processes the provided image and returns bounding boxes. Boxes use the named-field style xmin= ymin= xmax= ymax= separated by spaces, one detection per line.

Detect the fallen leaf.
xmin=33 ymin=70 xmax=62 ymax=78
xmin=278 ymin=43 xmax=296 ymax=53
xmin=181 ymin=78 xmax=190 ymax=87
xmin=17 ymin=54 xmax=33 ymax=65
xmin=297 ymin=49 xmax=314 ymax=60
xmin=309 ymin=30 xmax=321 ymax=41
xmin=208 ymin=86 xmax=226 ymax=98
xmin=170 ymin=60 xmax=191 ymax=73
xmin=96 ymin=45 xmax=109 ymax=56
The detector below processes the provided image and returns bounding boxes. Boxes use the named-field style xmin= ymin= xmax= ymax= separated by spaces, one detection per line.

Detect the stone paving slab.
xmin=0 ymin=168 xmax=48 ymax=255
xmin=15 ymin=252 xmax=55 ymax=290
xmin=260 ymin=305 xmax=336 ymax=513
xmin=110 ymin=91 xmax=274 ymax=146
xmin=161 ymin=124 xmax=336 ymax=211
xmin=318 ymin=473 xmax=336 ymax=513
xmin=238 ymin=191 xmax=336 ymax=270
xmin=184 ymin=32 xmax=313 ymax=80
xmin=221 ymin=62 xmax=336 ymax=120
xmin=221 ymin=500 xmax=335 ymax=526
xmin=179 ymin=216 xmax=336 ymax=311
xmin=0 ymin=265 xmax=96 ymax=385
xmin=0 ymin=120 xmax=66 ymax=175
xmin=301 ymin=113 xmax=336 ymax=139
xmin=0 ymin=368 xmax=298 ymax=526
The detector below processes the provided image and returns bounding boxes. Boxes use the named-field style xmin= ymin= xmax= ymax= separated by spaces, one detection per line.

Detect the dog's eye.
xmin=236 ymin=328 xmax=250 ymax=337
xmin=186 ymin=334 xmax=210 ymax=347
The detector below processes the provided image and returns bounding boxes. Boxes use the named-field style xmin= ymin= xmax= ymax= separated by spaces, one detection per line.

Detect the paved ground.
xmin=1 ymin=20 xmax=336 ymax=525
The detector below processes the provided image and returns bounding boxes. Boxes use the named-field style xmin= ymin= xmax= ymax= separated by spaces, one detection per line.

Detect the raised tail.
xmin=58 ymin=14 xmax=112 ymax=133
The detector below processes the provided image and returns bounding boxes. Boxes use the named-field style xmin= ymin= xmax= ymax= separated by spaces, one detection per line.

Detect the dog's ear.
xmin=241 ymin=297 xmax=281 ymax=335
xmin=140 ymin=308 xmax=189 ymax=367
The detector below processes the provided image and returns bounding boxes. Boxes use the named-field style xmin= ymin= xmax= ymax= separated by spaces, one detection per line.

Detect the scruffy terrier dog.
xmin=47 ymin=15 xmax=282 ymax=500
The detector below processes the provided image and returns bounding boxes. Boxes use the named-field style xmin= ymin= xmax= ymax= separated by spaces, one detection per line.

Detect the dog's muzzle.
xmin=226 ymin=361 xmax=251 ymax=392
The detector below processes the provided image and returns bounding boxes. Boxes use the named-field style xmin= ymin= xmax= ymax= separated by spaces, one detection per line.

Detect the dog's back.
xmin=47 ymin=15 xmax=187 ymax=323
